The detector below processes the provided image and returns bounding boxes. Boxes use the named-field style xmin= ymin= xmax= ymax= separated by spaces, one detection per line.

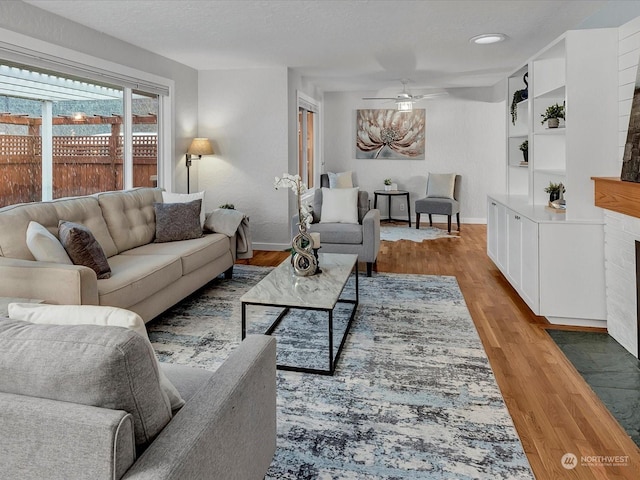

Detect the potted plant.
xmin=383 ymin=178 xmax=396 ymax=191
xmin=519 ymin=140 xmax=528 ymax=163
xmin=541 ymin=103 xmax=565 ymax=128
xmin=544 ymin=181 xmax=565 ymax=202
xmin=510 ymin=72 xmax=529 ymax=125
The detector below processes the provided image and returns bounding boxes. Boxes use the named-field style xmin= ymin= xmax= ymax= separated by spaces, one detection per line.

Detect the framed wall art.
xmin=356 ymin=109 xmax=425 ymax=160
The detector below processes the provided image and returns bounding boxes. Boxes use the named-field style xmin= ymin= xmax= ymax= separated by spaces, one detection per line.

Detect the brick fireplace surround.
xmin=593 ymin=177 xmax=640 ymax=358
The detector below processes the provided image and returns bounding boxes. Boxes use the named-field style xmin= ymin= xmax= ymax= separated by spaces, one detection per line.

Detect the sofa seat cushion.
xmin=121 ymin=233 xmax=231 ymax=275
xmin=98 ymin=254 xmax=182 ymax=309
xmin=160 ymin=363 xmax=213 ymax=408
xmin=0 ymin=317 xmax=172 ymax=450
xmin=415 ymin=197 xmax=460 ymax=215
xmin=308 ymin=223 xmax=363 ymax=245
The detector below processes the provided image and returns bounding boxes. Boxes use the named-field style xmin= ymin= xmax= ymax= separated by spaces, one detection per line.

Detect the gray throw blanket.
xmin=204 ymin=209 xmax=253 ymax=259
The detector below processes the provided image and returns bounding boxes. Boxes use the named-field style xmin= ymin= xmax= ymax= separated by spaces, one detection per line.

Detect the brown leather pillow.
xmin=58 ymin=220 xmax=112 ymax=279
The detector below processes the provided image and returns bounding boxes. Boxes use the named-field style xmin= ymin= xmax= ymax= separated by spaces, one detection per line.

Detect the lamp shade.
xmin=187 ymin=138 xmax=214 ymax=156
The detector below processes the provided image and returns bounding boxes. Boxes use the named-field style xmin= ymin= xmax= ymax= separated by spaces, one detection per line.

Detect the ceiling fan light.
xmin=397 ymin=101 xmax=413 ymax=112
xmin=470 ymin=33 xmax=506 ymax=45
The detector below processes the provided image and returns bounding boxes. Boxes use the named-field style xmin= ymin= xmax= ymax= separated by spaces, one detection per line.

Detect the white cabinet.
xmin=504 ymin=28 xmax=619 ymax=218
xmin=487 ymin=195 xmax=605 ymax=327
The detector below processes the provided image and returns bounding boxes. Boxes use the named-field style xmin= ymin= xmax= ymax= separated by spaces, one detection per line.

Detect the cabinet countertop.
xmin=488 ymin=194 xmax=604 ymax=225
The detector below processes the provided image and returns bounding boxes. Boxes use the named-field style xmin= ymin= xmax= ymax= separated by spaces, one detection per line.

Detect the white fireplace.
xmin=602 ymin=209 xmax=640 ymax=358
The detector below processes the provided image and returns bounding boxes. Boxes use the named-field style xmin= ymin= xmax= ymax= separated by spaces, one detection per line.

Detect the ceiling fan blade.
xmin=412 ymin=92 xmax=448 ymax=100
xmin=362 ymin=97 xmax=397 ymax=100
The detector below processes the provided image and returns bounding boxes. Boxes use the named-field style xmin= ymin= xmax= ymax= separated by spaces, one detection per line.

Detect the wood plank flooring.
xmin=237 ymin=223 xmax=640 ymax=479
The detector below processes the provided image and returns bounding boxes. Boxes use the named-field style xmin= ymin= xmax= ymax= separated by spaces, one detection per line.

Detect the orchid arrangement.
xmin=274 ymin=173 xmax=312 ymax=228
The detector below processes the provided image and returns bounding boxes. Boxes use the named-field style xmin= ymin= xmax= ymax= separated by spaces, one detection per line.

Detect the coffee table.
xmin=240 ymin=253 xmax=358 ymax=375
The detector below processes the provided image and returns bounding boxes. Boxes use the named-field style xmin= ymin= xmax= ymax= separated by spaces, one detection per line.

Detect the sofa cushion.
xmin=162 ymin=191 xmax=206 ymax=228
xmin=97 ymin=188 xmax=161 ymax=253
xmin=58 ymin=220 xmax=112 ymax=279
xmin=26 ymin=221 xmax=72 ymax=264
xmin=122 ymin=233 xmax=231 ymax=275
xmin=7 ymin=303 xmax=185 ymax=411
xmin=98 ymin=254 xmax=182 ymax=309
xmin=0 ymin=196 xmax=117 ymax=260
xmin=308 ymin=222 xmax=363 ymax=245
xmin=154 ymin=199 xmax=203 ymax=243
xmin=0 ymin=317 xmax=172 ymax=449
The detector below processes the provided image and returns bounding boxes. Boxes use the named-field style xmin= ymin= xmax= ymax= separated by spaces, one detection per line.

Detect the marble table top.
xmin=240 ymin=253 xmax=357 ymax=310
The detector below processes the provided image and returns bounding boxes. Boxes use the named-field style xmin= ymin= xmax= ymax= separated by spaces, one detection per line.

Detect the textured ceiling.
xmin=22 ymin=0 xmax=608 ymax=94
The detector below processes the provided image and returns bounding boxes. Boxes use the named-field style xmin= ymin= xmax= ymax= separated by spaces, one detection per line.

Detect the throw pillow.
xmin=320 ymin=187 xmax=359 ymax=224
xmin=328 ymin=171 xmax=354 ymax=188
xmin=8 ymin=303 xmax=185 ymax=411
xmin=26 ymin=221 xmax=73 ymax=264
xmin=0 ymin=317 xmax=172 ymax=450
xmin=58 ymin=220 xmax=112 ymax=279
xmin=426 ymin=173 xmax=456 ymax=199
xmin=162 ymin=191 xmax=206 ymax=228
xmin=154 ymin=199 xmax=203 ymax=243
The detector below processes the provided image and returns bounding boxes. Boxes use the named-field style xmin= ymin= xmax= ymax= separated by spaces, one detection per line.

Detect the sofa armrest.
xmin=0 ymin=392 xmax=136 ymax=480
xmin=361 ymin=208 xmax=381 ymax=263
xmin=0 ymin=257 xmax=99 ymax=305
xmin=122 ymin=335 xmax=277 ymax=480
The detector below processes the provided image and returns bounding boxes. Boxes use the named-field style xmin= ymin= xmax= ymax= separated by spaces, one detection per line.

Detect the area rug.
xmin=380 ymin=225 xmax=457 ymax=242
xmin=148 ymin=266 xmax=533 ymax=479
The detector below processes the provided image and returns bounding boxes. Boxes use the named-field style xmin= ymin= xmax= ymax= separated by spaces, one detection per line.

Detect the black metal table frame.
xmin=374 ymin=191 xmax=412 ymax=227
xmin=241 ymin=265 xmax=358 ymax=376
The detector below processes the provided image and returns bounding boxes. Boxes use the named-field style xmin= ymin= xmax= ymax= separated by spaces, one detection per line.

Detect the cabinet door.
xmin=487 ymin=199 xmax=498 ymax=262
xmin=520 ymin=216 xmax=539 ymax=313
xmin=507 ymin=212 xmax=522 ymax=288
xmin=496 ymin=203 xmax=507 ymax=271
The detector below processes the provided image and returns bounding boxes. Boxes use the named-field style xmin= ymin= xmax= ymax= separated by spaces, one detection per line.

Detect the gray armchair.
xmin=291 ymin=174 xmax=380 ymax=276
xmin=415 ymin=174 xmax=461 ymax=233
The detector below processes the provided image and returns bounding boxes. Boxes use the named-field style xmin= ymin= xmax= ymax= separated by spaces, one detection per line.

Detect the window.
xmin=0 ymin=62 xmax=161 ymax=208
xmin=297 ymin=92 xmax=319 ymax=190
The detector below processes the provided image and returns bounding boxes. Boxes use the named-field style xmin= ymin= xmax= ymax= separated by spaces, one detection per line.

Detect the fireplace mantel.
xmin=592 ymin=176 xmax=640 ymax=219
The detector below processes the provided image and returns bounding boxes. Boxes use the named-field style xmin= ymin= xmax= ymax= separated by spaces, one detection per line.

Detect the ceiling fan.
xmin=362 ymin=79 xmax=447 ymax=111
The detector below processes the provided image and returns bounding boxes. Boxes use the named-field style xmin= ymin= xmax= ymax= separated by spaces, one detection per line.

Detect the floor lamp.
xmin=186 ymin=138 xmax=214 ymax=193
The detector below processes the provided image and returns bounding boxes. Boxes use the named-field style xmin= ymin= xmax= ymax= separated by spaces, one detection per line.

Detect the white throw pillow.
xmin=8 ymin=303 xmax=185 ymax=411
xmin=327 ymin=171 xmax=353 ymax=188
xmin=26 ymin=221 xmax=73 ymax=264
xmin=320 ymin=187 xmax=359 ymax=224
xmin=162 ymin=191 xmax=206 ymax=228
xmin=426 ymin=173 xmax=456 ymax=199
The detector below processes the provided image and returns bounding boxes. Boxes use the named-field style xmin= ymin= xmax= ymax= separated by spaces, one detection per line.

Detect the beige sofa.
xmin=0 ymin=188 xmax=235 ymax=322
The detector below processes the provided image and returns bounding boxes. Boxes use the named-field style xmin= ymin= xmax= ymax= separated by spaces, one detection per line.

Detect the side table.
xmin=373 ymin=190 xmax=411 ymax=227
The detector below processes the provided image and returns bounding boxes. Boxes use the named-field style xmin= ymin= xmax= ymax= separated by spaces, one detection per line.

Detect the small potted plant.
xmin=541 ymin=103 xmax=565 ymax=128
xmin=544 ymin=181 xmax=565 ymax=202
xmin=384 ymin=178 xmax=396 ymax=191
xmin=519 ymin=140 xmax=528 ymax=163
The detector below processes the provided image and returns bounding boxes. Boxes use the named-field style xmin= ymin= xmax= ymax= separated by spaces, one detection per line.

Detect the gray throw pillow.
xmin=58 ymin=220 xmax=112 ymax=279
xmin=154 ymin=199 xmax=203 ymax=243
xmin=0 ymin=318 xmax=173 ymax=450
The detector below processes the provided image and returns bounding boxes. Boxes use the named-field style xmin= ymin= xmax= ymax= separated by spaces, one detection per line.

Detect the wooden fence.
xmin=0 ymin=135 xmax=157 ymax=207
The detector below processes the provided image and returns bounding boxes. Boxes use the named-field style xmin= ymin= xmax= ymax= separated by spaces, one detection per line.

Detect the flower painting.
xmin=356 ymin=109 xmax=425 ymax=160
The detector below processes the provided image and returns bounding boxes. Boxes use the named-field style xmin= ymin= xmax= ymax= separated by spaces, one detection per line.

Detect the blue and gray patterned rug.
xmin=148 ymin=265 xmax=533 ymax=479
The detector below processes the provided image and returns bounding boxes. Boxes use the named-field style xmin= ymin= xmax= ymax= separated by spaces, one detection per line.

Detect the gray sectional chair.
xmin=0 ymin=316 xmax=277 ymax=480
xmin=292 ymin=174 xmax=380 ymax=276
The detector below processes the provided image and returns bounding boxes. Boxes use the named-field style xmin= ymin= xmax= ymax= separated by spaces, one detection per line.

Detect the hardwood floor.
xmin=238 ymin=224 xmax=640 ymax=479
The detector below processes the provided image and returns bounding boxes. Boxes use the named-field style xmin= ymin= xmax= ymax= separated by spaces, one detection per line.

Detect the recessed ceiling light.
xmin=470 ymin=33 xmax=507 ymax=45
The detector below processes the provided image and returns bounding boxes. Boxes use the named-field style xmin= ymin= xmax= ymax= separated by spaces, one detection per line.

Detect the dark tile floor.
xmin=547 ymin=330 xmax=640 ymax=447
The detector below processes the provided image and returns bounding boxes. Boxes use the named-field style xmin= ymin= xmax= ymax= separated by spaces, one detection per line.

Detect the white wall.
xmin=0 ymin=1 xmax=198 ymax=194
xmin=197 ymin=68 xmax=290 ymax=249
xmin=323 ymin=91 xmax=506 ymax=223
